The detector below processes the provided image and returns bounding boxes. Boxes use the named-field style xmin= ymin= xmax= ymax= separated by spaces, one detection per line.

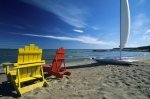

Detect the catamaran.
xmin=95 ymin=0 xmax=137 ymax=65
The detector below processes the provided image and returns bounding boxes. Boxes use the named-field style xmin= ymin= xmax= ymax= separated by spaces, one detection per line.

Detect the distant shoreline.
xmin=93 ymin=45 xmax=150 ymax=52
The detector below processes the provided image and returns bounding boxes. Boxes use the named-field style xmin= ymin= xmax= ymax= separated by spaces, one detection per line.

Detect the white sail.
xmin=120 ymin=0 xmax=130 ymax=49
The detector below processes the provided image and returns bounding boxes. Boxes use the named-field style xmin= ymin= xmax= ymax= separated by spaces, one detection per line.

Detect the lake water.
xmin=0 ymin=49 xmax=150 ymax=66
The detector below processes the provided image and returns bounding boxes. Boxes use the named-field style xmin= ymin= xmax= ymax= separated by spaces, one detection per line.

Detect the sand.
xmin=0 ymin=57 xmax=150 ymax=99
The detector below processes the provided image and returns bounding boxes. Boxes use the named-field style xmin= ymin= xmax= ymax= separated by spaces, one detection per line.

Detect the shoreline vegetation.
xmin=93 ymin=45 xmax=150 ymax=52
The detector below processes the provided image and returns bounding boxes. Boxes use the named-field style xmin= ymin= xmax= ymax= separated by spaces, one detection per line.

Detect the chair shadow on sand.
xmin=0 ymin=73 xmax=5 ymax=75
xmin=0 ymin=81 xmax=18 ymax=98
xmin=0 ymin=70 xmax=18 ymax=98
xmin=0 ymin=74 xmax=58 ymax=98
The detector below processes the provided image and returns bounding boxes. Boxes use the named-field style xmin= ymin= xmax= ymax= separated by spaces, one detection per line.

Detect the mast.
xmin=120 ymin=0 xmax=122 ymax=60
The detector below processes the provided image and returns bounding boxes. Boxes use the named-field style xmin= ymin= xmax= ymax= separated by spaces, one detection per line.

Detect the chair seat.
xmin=15 ymin=75 xmax=42 ymax=83
xmin=9 ymin=70 xmax=16 ymax=76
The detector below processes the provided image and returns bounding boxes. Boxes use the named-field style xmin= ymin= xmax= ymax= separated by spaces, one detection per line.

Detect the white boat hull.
xmin=94 ymin=58 xmax=137 ymax=65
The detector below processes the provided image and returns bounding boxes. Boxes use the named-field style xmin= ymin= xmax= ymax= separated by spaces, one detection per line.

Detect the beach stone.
xmin=102 ymin=96 xmax=108 ymax=99
xmin=65 ymin=76 xmax=70 ymax=79
xmin=53 ymin=80 xmax=58 ymax=84
xmin=82 ymin=81 xmax=88 ymax=85
xmin=61 ymin=86 xmax=65 ymax=90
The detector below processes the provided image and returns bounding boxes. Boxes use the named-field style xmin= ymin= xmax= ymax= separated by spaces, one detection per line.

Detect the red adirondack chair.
xmin=43 ymin=47 xmax=71 ymax=78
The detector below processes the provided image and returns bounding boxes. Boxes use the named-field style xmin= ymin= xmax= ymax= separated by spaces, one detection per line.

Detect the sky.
xmin=0 ymin=0 xmax=150 ymax=49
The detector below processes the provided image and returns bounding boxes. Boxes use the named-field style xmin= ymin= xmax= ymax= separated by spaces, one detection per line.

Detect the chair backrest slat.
xmin=17 ymin=44 xmax=43 ymax=64
xmin=28 ymin=44 xmax=34 ymax=62
xmin=18 ymin=48 xmax=24 ymax=63
xmin=24 ymin=46 xmax=29 ymax=63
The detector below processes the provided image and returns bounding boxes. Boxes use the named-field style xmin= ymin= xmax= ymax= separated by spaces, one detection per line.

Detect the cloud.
xmin=128 ymin=13 xmax=150 ymax=46
xmin=21 ymin=0 xmax=87 ymax=28
xmin=132 ymin=14 xmax=150 ymax=33
xmin=131 ymin=13 xmax=150 ymax=39
xmin=131 ymin=14 xmax=150 ymax=40
xmin=91 ymin=26 xmax=103 ymax=30
xmin=143 ymin=35 xmax=150 ymax=40
xmin=22 ymin=33 xmax=112 ymax=45
xmin=143 ymin=29 xmax=150 ymax=40
xmin=127 ymin=13 xmax=150 ymax=47
xmin=145 ymin=29 xmax=150 ymax=34
xmin=73 ymin=29 xmax=83 ymax=33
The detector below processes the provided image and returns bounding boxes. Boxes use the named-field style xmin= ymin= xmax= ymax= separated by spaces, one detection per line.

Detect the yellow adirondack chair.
xmin=3 ymin=44 xmax=47 ymax=96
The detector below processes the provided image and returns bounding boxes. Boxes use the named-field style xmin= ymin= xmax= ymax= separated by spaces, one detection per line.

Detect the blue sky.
xmin=0 ymin=0 xmax=150 ymax=49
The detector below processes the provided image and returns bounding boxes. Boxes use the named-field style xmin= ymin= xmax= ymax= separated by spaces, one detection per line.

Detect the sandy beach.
xmin=0 ymin=57 xmax=150 ymax=99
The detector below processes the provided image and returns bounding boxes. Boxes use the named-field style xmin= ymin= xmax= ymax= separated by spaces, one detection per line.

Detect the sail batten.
xmin=120 ymin=0 xmax=130 ymax=50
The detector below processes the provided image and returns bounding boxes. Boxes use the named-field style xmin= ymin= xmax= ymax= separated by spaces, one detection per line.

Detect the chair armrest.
xmin=16 ymin=63 xmax=45 ymax=69
xmin=2 ymin=63 xmax=13 ymax=75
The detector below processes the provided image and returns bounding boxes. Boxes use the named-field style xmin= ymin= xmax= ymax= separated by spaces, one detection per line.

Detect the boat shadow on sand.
xmin=66 ymin=61 xmax=131 ymax=70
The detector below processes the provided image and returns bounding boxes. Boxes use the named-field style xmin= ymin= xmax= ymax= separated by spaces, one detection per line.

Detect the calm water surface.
xmin=0 ymin=49 xmax=150 ymax=66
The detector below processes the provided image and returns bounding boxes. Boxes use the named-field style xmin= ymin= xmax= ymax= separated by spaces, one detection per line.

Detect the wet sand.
xmin=0 ymin=57 xmax=150 ymax=99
